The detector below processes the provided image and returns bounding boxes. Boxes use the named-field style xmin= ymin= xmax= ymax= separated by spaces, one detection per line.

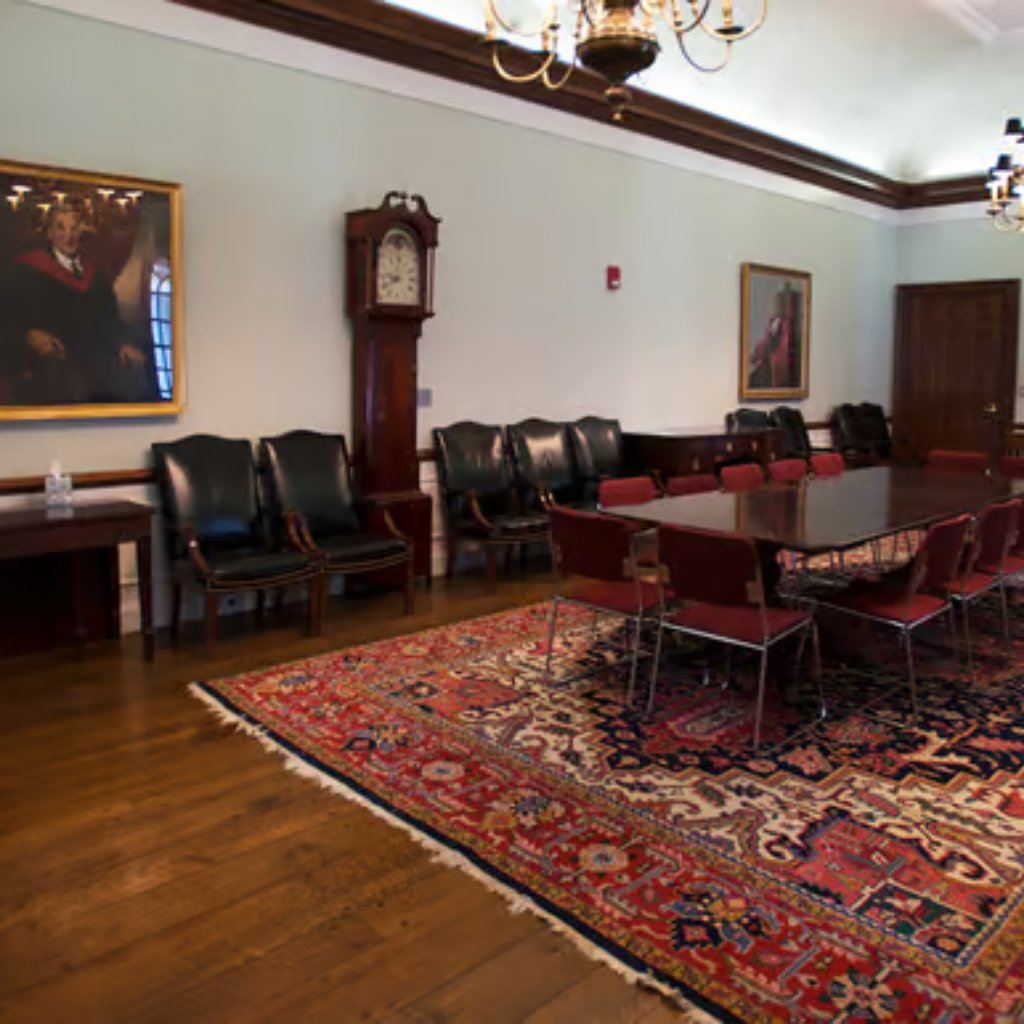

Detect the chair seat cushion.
xmin=565 ymin=580 xmax=662 ymax=615
xmin=205 ymin=548 xmax=313 ymax=584
xmin=665 ymin=603 xmax=809 ymax=645
xmin=316 ymin=532 xmax=408 ymax=567
xmin=957 ymin=571 xmax=1000 ymax=597
xmin=825 ymin=581 xmax=946 ymax=625
xmin=975 ymin=554 xmax=1024 ymax=577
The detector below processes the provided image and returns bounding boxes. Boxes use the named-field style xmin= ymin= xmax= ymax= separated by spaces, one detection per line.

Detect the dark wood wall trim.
xmin=171 ymin=0 xmax=982 ymax=212
xmin=899 ymin=175 xmax=989 ymax=210
xmin=11 ymin=421 xmax=1024 ymax=494
xmin=0 ymin=469 xmax=154 ymax=498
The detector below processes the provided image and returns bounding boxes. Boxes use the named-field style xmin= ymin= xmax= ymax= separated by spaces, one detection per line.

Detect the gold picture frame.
xmin=739 ymin=262 xmax=811 ymax=401
xmin=0 ymin=158 xmax=185 ymax=421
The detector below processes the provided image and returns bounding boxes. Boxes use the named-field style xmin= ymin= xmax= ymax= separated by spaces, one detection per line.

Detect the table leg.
xmin=137 ymin=534 xmax=154 ymax=662
xmin=72 ymin=550 xmax=87 ymax=654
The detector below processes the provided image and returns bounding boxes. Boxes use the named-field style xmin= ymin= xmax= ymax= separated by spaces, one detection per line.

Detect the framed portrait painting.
xmin=0 ymin=159 xmax=184 ymax=421
xmin=739 ymin=263 xmax=811 ymax=401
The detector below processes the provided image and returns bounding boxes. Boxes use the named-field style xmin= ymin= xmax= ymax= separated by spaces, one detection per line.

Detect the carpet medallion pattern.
xmin=194 ymin=602 xmax=1024 ymax=1021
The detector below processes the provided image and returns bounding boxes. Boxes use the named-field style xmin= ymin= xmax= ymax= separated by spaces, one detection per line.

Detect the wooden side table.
xmin=0 ymin=501 xmax=154 ymax=660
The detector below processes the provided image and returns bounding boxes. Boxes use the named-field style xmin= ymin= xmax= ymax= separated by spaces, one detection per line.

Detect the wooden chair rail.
xmin=3 ymin=420 xmax=964 ymax=497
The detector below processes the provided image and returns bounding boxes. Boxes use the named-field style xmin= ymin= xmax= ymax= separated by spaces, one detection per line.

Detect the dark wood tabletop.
xmin=0 ymin=500 xmax=151 ymax=535
xmin=610 ymin=466 xmax=1024 ymax=554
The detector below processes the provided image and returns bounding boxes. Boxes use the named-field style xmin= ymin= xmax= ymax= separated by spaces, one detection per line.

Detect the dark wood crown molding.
xmin=171 ymin=0 xmax=986 ymax=212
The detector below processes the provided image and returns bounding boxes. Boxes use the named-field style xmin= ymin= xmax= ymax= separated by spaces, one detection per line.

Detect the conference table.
xmin=611 ymin=466 xmax=1024 ymax=591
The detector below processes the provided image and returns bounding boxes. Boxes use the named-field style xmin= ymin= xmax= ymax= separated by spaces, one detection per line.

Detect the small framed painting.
xmin=739 ymin=263 xmax=811 ymax=401
xmin=0 ymin=158 xmax=184 ymax=421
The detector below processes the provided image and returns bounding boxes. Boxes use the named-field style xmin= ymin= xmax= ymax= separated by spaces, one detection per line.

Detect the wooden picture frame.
xmin=739 ymin=262 xmax=811 ymax=401
xmin=0 ymin=159 xmax=184 ymax=421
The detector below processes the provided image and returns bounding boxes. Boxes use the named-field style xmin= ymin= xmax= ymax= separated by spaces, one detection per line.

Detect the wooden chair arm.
xmin=468 ymin=492 xmax=494 ymax=530
xmin=177 ymin=524 xmax=213 ymax=577
xmin=382 ymin=508 xmax=410 ymax=542
xmin=283 ymin=510 xmax=317 ymax=553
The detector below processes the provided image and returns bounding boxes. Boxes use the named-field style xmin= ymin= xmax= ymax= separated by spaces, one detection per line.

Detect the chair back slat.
xmin=549 ymin=507 xmax=639 ymax=582
xmin=152 ymin=435 xmax=262 ymax=550
xmin=768 ymin=459 xmax=807 ymax=484
xmin=598 ymin=476 xmax=659 ymax=509
xmin=665 ymin=474 xmax=719 ymax=497
xmin=913 ymin=514 xmax=972 ymax=594
xmin=434 ymin=422 xmax=513 ymax=497
xmin=720 ymin=463 xmax=765 ymax=493
xmin=657 ymin=525 xmax=761 ymax=608
xmin=568 ymin=417 xmax=623 ymax=484
xmin=507 ymin=419 xmax=578 ymax=504
xmin=966 ymin=501 xmax=1019 ymax=575
xmin=259 ymin=431 xmax=360 ymax=538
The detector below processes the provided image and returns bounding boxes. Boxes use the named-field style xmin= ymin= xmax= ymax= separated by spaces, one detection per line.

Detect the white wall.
xmin=897 ymin=217 xmax=1024 ymax=418
xmin=0 ymin=0 xmax=898 ymax=485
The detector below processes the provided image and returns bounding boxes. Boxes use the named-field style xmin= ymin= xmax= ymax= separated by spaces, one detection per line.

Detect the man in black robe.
xmin=0 ymin=205 xmax=153 ymax=406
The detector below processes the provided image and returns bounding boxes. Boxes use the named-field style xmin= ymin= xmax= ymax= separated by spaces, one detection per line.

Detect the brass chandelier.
xmin=482 ymin=0 xmax=767 ymax=120
xmin=987 ymin=117 xmax=1023 ymax=233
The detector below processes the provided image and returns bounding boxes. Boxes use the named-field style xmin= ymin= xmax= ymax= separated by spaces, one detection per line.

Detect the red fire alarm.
xmin=607 ymin=266 xmax=621 ymax=291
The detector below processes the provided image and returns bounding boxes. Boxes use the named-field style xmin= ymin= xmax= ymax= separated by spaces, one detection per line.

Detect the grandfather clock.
xmin=345 ymin=191 xmax=440 ymax=583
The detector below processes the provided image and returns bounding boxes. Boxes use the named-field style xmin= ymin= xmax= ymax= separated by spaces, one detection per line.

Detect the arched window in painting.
xmin=149 ymin=258 xmax=173 ymax=400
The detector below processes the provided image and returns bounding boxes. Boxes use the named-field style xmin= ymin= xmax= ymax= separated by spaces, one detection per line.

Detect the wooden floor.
xmin=0 ymin=569 xmax=685 ymax=1024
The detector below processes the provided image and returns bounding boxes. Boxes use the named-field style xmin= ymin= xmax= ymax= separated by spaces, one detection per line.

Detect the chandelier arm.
xmin=694 ymin=0 xmax=768 ymax=42
xmin=490 ymin=44 xmax=559 ymax=84
xmin=670 ymin=0 xmax=713 ymax=35
xmin=542 ymin=56 xmax=578 ymax=90
xmin=674 ymin=30 xmax=732 ymax=73
xmin=484 ymin=0 xmax=560 ymax=40
xmin=581 ymin=0 xmax=602 ymax=28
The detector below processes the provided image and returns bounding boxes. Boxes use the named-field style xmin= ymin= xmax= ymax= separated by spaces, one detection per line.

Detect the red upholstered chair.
xmin=720 ymin=463 xmax=765 ymax=493
xmin=817 ymin=514 xmax=971 ymax=723
xmin=598 ymin=476 xmax=659 ymax=509
xmin=1000 ymin=456 xmax=1024 ymax=479
xmin=810 ymin=452 xmax=845 ymax=478
xmin=927 ymin=450 xmax=991 ymax=474
xmin=952 ymin=500 xmax=1019 ymax=674
xmin=769 ymin=459 xmax=808 ymax=484
xmin=545 ymin=507 xmax=663 ymax=700
xmin=649 ymin=525 xmax=822 ymax=749
xmin=665 ymin=474 xmax=719 ymax=497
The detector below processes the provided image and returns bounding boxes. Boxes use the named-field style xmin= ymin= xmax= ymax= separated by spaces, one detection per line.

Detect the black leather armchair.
xmin=434 ymin=421 xmax=550 ymax=589
xmin=151 ymin=434 xmax=319 ymax=658
xmin=507 ymin=418 xmax=590 ymax=511
xmin=259 ymin=430 xmax=413 ymax=622
xmin=832 ymin=403 xmax=921 ymax=466
xmin=567 ymin=416 xmax=625 ymax=502
xmin=771 ymin=406 xmax=827 ymax=459
xmin=726 ymin=408 xmax=773 ymax=433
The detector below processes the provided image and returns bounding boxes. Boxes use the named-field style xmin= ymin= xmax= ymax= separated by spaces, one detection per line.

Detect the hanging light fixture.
xmin=482 ymin=0 xmax=767 ymax=121
xmin=986 ymin=117 xmax=1024 ymax=233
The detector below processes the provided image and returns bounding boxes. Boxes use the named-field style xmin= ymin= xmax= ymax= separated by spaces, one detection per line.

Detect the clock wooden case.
xmin=345 ymin=191 xmax=440 ymax=584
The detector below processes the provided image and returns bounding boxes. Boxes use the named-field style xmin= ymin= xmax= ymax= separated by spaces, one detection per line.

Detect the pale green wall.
xmin=0 ymin=0 xmax=897 ymax=479
xmin=897 ymin=218 xmax=1024 ymax=417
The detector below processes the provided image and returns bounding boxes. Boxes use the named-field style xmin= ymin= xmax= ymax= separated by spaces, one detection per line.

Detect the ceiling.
xmin=384 ymin=0 xmax=1024 ymax=182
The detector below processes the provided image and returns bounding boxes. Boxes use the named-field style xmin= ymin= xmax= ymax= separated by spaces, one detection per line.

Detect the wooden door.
xmin=894 ymin=280 xmax=1020 ymax=457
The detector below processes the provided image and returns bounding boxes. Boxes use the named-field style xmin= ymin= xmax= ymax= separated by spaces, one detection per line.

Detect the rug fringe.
xmin=188 ymin=683 xmax=717 ymax=1022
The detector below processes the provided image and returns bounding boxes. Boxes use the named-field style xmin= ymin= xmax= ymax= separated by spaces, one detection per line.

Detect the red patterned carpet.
xmin=193 ymin=597 xmax=1024 ymax=1022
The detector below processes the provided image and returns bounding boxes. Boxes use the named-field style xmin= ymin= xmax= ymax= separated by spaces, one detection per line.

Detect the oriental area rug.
xmin=192 ymin=598 xmax=1024 ymax=1022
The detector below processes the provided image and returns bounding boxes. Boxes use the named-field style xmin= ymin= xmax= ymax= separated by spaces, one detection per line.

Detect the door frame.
xmin=894 ymin=278 xmax=1021 ymax=454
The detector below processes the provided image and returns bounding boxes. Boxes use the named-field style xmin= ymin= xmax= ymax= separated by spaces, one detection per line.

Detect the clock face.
xmin=376 ymin=227 xmax=421 ymax=306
